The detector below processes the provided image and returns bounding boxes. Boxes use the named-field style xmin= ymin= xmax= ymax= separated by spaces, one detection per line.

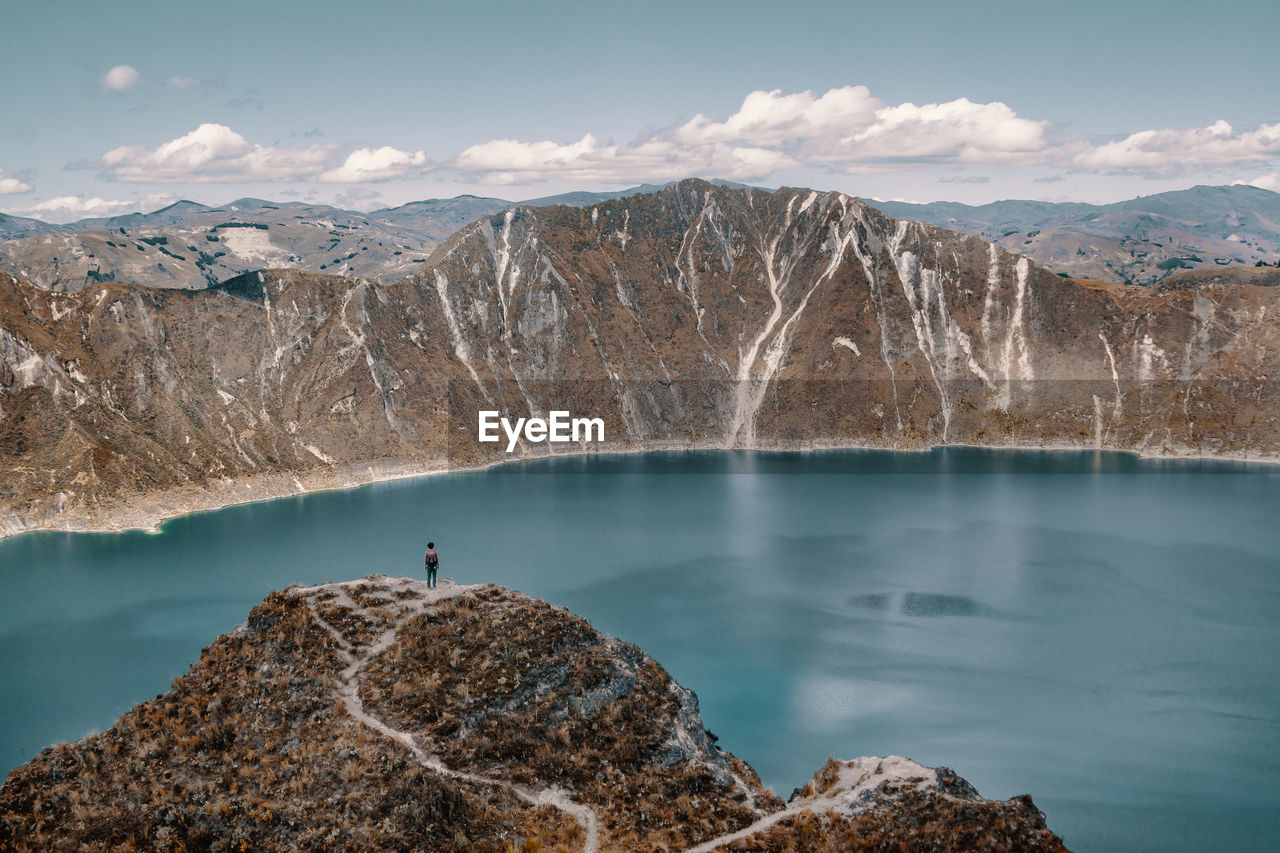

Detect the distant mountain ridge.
xmin=4 ymin=181 xmax=1276 ymax=291
xmin=866 ymin=184 xmax=1280 ymax=284
xmin=0 ymin=181 xmax=755 ymax=292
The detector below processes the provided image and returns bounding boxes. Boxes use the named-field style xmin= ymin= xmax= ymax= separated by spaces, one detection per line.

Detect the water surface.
xmin=2 ymin=448 xmax=1277 ymax=852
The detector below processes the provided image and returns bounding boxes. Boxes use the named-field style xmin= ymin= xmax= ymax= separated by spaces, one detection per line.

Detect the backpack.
xmin=425 ymin=549 xmax=439 ymax=567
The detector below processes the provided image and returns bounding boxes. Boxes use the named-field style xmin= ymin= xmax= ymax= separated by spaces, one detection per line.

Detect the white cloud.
xmin=24 ymin=192 xmax=176 ymax=224
xmin=100 ymin=123 xmax=334 ymax=182
xmin=1073 ymin=120 xmax=1280 ymax=171
xmin=675 ymin=86 xmax=883 ymax=147
xmin=1243 ymin=172 xmax=1280 ymax=192
xmin=0 ymin=169 xmax=32 ymax=194
xmin=675 ymin=86 xmax=1050 ymax=169
xmin=319 ymin=146 xmax=430 ymax=183
xmin=454 ymin=133 xmax=794 ymax=185
xmin=450 ymin=85 xmax=1046 ymax=185
xmin=447 ymin=85 xmax=1280 ymax=188
xmin=103 ymin=65 xmax=141 ymax=92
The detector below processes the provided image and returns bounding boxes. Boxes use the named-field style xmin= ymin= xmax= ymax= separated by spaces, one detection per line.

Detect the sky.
xmin=2 ymin=0 xmax=1278 ymax=222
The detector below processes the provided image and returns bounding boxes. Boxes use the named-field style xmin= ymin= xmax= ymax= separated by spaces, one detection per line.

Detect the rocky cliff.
xmin=2 ymin=180 xmax=1277 ymax=536
xmin=0 ymin=575 xmax=1068 ymax=852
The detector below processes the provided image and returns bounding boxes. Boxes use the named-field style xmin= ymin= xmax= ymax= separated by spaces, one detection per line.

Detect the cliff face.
xmin=2 ymin=180 xmax=1277 ymax=535
xmin=0 ymin=576 xmax=1067 ymax=852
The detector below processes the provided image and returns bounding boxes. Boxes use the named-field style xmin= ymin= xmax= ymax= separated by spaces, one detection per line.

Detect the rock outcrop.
xmin=0 ymin=576 xmax=1067 ymax=852
xmin=2 ymin=180 xmax=1277 ymax=536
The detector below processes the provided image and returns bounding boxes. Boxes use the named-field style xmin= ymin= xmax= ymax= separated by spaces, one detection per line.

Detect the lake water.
xmin=1 ymin=448 xmax=1277 ymax=852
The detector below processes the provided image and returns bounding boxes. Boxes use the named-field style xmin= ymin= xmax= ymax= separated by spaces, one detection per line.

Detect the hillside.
xmin=868 ymin=184 xmax=1280 ymax=284
xmin=0 ymin=183 xmax=761 ymax=294
xmin=0 ymin=575 xmax=1068 ymax=852
xmin=1 ymin=180 xmax=1277 ymax=537
xmin=0 ymin=199 xmax=439 ymax=292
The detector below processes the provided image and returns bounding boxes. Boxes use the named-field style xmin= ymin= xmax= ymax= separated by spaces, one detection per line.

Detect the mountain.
xmin=70 ymin=199 xmax=218 ymax=231
xmin=0 ymin=199 xmax=438 ymax=292
xmin=0 ymin=182 xmax=769 ymax=293
xmin=0 ymin=575 xmax=1068 ymax=852
xmin=0 ymin=211 xmax=65 ymax=241
xmin=1 ymin=179 xmax=1277 ymax=536
xmin=867 ymin=184 xmax=1280 ymax=284
xmin=6 ymin=182 xmax=1279 ymax=292
xmin=368 ymin=194 xmax=513 ymax=242
xmin=520 ymin=179 xmax=756 ymax=208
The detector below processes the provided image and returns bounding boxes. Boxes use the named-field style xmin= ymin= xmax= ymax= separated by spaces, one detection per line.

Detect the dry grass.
xmin=0 ymin=591 xmax=569 ymax=852
xmin=360 ymin=587 xmax=776 ymax=848
xmin=0 ymin=582 xmax=1066 ymax=852
xmin=721 ymin=785 xmax=1069 ymax=852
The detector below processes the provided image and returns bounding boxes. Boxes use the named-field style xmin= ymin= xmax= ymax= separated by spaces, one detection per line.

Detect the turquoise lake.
xmin=1 ymin=448 xmax=1277 ymax=852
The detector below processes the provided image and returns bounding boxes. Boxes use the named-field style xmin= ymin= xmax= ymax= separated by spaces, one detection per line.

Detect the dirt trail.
xmin=292 ymin=576 xmax=601 ymax=853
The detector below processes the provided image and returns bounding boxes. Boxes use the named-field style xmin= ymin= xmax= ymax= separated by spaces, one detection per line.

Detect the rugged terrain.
xmin=868 ymin=184 xmax=1280 ymax=284
xmin=0 ymin=575 xmax=1068 ymax=852
xmin=2 ymin=179 xmax=1278 ymax=537
xmin=0 ymin=199 xmax=440 ymax=292
xmin=0 ymin=184 xmax=694 ymax=294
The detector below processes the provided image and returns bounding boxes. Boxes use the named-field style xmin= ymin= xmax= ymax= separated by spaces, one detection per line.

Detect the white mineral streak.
xmin=301 ymin=443 xmax=334 ymax=464
xmin=1135 ymin=333 xmax=1167 ymax=382
xmin=1099 ymin=332 xmax=1123 ymax=418
xmin=675 ymin=192 xmax=733 ymax=339
xmin=727 ymin=194 xmax=808 ymax=446
xmin=886 ymin=223 xmax=996 ymax=439
xmin=337 ymin=283 xmax=405 ymax=434
xmin=833 ymin=336 xmax=861 ymax=356
xmin=1093 ymin=394 xmax=1105 ymax=447
xmin=0 ymin=328 xmax=69 ymax=400
xmin=432 ymin=270 xmax=487 ymax=396
xmin=844 ymin=207 xmax=904 ymax=431
xmin=981 ymin=242 xmax=1001 ymax=350
xmin=995 ymin=257 xmax=1033 ymax=410
xmin=479 ymin=212 xmax=539 ymax=421
xmin=615 ymin=209 xmax=630 ymax=250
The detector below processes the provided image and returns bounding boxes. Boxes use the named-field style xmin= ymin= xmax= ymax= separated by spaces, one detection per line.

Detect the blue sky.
xmin=3 ymin=0 xmax=1278 ymax=221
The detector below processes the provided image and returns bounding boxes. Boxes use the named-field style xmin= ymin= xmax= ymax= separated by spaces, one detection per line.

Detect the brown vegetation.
xmin=0 ymin=577 xmax=1068 ymax=852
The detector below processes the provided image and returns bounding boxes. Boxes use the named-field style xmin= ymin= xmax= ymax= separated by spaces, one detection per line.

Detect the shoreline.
xmin=2 ymin=437 xmax=1276 ymax=543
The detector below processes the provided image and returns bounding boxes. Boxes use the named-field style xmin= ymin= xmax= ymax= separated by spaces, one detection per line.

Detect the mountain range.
xmin=867 ymin=184 xmax=1280 ymax=284
xmin=2 ymin=179 xmax=1276 ymax=537
xmin=7 ymin=182 xmax=1277 ymax=293
xmin=0 ymin=183 xmax=744 ymax=293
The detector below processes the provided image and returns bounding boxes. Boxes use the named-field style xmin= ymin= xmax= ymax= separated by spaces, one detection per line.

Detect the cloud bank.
xmin=101 ymin=124 xmax=334 ymax=183
xmin=70 ymin=86 xmax=1280 ymax=196
xmin=319 ymin=147 xmax=430 ymax=183
xmin=23 ymin=192 xmax=177 ymax=223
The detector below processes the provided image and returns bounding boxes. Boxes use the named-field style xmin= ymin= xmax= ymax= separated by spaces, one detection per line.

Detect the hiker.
xmin=424 ymin=541 xmax=440 ymax=588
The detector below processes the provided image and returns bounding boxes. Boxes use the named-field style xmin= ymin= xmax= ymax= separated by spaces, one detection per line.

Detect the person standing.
xmin=424 ymin=541 xmax=440 ymax=589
